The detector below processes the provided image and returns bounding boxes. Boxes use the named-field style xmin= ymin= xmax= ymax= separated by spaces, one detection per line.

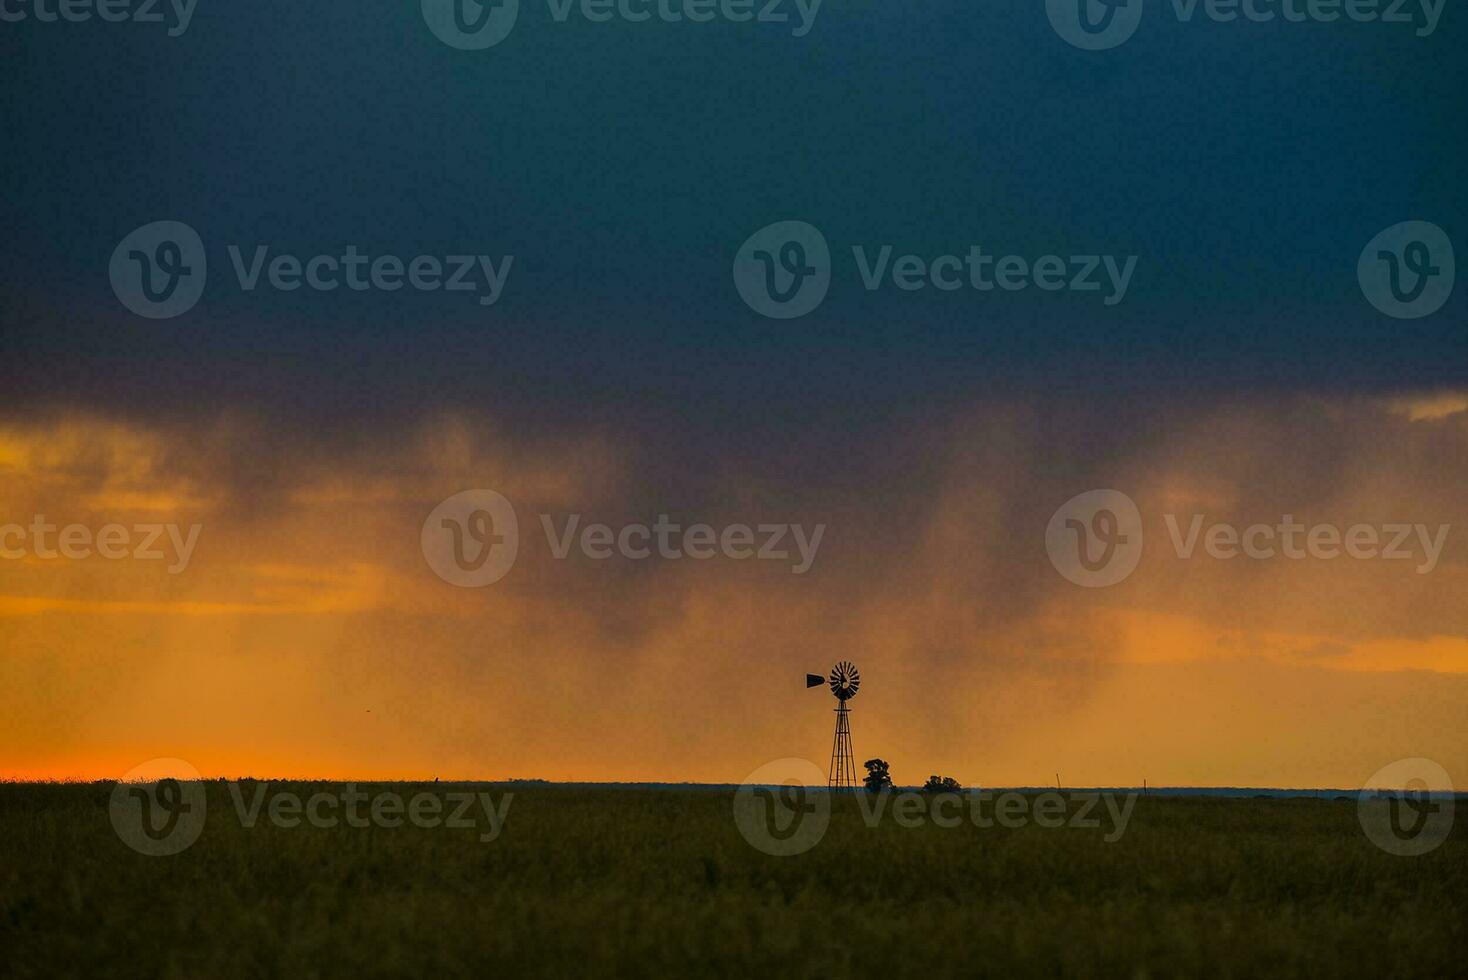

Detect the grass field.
xmin=2 ymin=782 xmax=1463 ymax=977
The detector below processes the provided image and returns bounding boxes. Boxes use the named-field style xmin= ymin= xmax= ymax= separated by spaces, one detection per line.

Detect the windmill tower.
xmin=807 ymin=661 xmax=860 ymax=788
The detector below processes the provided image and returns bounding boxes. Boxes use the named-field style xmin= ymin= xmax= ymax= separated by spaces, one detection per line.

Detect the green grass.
xmin=2 ymin=783 xmax=1462 ymax=977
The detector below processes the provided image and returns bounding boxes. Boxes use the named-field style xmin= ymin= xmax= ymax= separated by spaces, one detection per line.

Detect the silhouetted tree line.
xmin=862 ymin=759 xmax=963 ymax=793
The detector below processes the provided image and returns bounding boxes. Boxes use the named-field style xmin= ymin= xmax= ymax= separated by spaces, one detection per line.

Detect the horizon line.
xmin=4 ymin=777 xmax=1461 ymax=795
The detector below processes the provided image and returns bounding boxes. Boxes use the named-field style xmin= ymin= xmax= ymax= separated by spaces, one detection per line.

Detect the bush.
xmin=921 ymin=775 xmax=962 ymax=793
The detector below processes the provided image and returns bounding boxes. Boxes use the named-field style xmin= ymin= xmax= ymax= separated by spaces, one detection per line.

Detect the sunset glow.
xmin=4 ymin=397 xmax=1462 ymax=787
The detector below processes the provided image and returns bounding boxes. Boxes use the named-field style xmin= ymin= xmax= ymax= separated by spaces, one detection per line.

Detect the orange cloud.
xmin=1 ymin=399 xmax=1463 ymax=788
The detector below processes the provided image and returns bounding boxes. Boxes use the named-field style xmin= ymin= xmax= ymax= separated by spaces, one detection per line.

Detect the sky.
xmin=1 ymin=2 xmax=1465 ymax=787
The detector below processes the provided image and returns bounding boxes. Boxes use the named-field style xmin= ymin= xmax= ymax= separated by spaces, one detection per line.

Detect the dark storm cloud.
xmin=1 ymin=2 xmax=1464 ymax=433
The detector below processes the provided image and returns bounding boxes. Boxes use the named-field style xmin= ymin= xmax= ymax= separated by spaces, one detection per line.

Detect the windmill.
xmin=806 ymin=661 xmax=860 ymax=788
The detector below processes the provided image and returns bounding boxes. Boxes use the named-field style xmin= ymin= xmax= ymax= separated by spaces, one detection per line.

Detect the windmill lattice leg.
xmin=829 ymin=704 xmax=856 ymax=788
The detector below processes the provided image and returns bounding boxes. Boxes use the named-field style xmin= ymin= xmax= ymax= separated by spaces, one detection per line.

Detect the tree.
xmin=862 ymin=758 xmax=892 ymax=792
xmin=921 ymin=775 xmax=962 ymax=793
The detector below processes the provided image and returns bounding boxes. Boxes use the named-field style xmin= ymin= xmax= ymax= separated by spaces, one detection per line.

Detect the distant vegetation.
xmin=921 ymin=775 xmax=963 ymax=793
xmin=861 ymin=762 xmax=963 ymax=794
